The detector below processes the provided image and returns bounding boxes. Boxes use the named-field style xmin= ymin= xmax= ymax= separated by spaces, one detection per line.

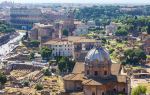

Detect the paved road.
xmin=0 ymin=32 xmax=25 ymax=61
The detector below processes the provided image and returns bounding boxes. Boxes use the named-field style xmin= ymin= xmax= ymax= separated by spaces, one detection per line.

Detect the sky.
xmin=0 ymin=0 xmax=150 ymax=4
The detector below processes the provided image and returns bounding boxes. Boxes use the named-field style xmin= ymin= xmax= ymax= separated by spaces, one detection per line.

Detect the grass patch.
xmin=139 ymin=83 xmax=150 ymax=94
xmin=147 ymin=55 xmax=150 ymax=58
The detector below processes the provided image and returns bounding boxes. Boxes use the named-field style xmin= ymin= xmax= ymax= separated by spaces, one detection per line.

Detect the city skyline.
xmin=1 ymin=0 xmax=150 ymax=4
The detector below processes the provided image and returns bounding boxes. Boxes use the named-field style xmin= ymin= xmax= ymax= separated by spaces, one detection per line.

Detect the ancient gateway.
xmin=63 ymin=46 xmax=128 ymax=95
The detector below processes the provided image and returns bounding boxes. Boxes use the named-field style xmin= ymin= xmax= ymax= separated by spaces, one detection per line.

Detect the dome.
xmin=85 ymin=46 xmax=111 ymax=63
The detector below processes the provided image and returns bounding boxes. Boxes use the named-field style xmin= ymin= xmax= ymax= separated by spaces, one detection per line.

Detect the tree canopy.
xmin=0 ymin=21 xmax=15 ymax=33
xmin=0 ymin=72 xmax=7 ymax=85
xmin=29 ymin=52 xmax=35 ymax=60
xmin=147 ymin=25 xmax=150 ymax=34
xmin=29 ymin=40 xmax=40 ymax=47
xmin=40 ymin=47 xmax=52 ymax=61
xmin=43 ymin=68 xmax=52 ymax=76
xmin=123 ymin=48 xmax=147 ymax=65
xmin=57 ymin=57 xmax=75 ymax=73
xmin=35 ymin=83 xmax=43 ymax=90
xmin=115 ymin=27 xmax=128 ymax=36
xmin=75 ymin=6 xmax=150 ymax=23
xmin=62 ymin=29 xmax=69 ymax=36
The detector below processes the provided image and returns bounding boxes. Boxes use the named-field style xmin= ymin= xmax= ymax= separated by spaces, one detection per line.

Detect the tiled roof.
xmin=111 ymin=64 xmax=121 ymax=75
xmin=72 ymin=62 xmax=84 ymax=74
xmin=63 ymin=62 xmax=127 ymax=84
xmin=63 ymin=73 xmax=84 ymax=81
xmin=43 ymin=36 xmax=98 ymax=45
xmin=82 ymin=75 xmax=127 ymax=85
xmin=43 ymin=39 xmax=72 ymax=45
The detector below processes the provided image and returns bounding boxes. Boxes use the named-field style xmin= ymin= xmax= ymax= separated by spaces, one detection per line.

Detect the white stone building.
xmin=42 ymin=36 xmax=98 ymax=61
xmin=73 ymin=23 xmax=89 ymax=36
xmin=105 ymin=22 xmax=118 ymax=35
xmin=43 ymin=39 xmax=73 ymax=57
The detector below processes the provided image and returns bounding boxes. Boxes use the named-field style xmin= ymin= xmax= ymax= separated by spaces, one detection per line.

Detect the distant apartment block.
xmin=105 ymin=22 xmax=118 ymax=35
xmin=73 ymin=21 xmax=89 ymax=36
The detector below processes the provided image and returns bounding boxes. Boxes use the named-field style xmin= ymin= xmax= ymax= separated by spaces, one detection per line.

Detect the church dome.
xmin=85 ymin=46 xmax=111 ymax=63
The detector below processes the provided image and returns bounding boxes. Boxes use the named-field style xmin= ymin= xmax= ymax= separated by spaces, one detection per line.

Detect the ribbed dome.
xmin=85 ymin=46 xmax=111 ymax=63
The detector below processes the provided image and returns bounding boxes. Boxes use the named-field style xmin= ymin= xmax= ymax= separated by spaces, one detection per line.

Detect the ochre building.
xmin=62 ymin=46 xmax=128 ymax=95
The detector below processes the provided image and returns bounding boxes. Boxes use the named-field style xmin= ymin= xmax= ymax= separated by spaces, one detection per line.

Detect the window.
xmin=102 ymin=92 xmax=104 ymax=95
xmin=104 ymin=71 xmax=107 ymax=75
xmin=94 ymin=71 xmax=98 ymax=76
xmin=92 ymin=92 xmax=95 ymax=95
xmin=87 ymin=70 xmax=89 ymax=75
xmin=123 ymin=88 xmax=125 ymax=92
xmin=113 ymin=89 xmax=116 ymax=92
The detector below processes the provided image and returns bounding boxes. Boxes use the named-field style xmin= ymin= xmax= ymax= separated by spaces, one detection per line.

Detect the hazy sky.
xmin=1 ymin=0 xmax=150 ymax=4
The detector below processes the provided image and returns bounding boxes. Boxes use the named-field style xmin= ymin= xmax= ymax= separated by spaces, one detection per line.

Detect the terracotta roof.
xmin=43 ymin=39 xmax=72 ymax=45
xmin=82 ymin=76 xmax=117 ymax=86
xmin=64 ymin=62 xmax=127 ymax=84
xmin=72 ymin=62 xmax=84 ymax=74
xmin=111 ymin=64 xmax=121 ymax=75
xmin=117 ymin=75 xmax=127 ymax=83
xmin=83 ymin=75 xmax=127 ymax=86
xmin=63 ymin=73 xmax=84 ymax=81
xmin=44 ymin=36 xmax=98 ymax=45
xmin=82 ymin=79 xmax=103 ymax=86
xmin=67 ymin=36 xmax=97 ymax=43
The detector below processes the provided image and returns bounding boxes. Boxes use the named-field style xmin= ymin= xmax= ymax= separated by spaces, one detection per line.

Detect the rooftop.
xmin=34 ymin=23 xmax=53 ymax=28
xmin=64 ymin=62 xmax=127 ymax=85
xmin=43 ymin=39 xmax=72 ymax=45
xmin=44 ymin=36 xmax=98 ymax=45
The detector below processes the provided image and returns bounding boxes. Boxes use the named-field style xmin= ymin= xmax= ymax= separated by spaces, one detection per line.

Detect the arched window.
xmin=92 ymin=92 xmax=95 ymax=95
xmin=87 ymin=70 xmax=89 ymax=75
xmin=113 ymin=88 xmax=116 ymax=92
xmin=102 ymin=92 xmax=104 ymax=95
xmin=104 ymin=71 xmax=107 ymax=75
xmin=123 ymin=88 xmax=125 ymax=92
xmin=94 ymin=71 xmax=98 ymax=76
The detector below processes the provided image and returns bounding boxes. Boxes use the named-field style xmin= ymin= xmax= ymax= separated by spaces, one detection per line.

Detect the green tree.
xmin=29 ymin=52 xmax=35 ymax=60
xmin=141 ymin=26 xmax=148 ymax=32
xmin=147 ymin=26 xmax=150 ymax=34
xmin=115 ymin=27 xmax=128 ymax=36
xmin=22 ymin=80 xmax=29 ymax=87
xmin=62 ymin=29 xmax=69 ymax=36
xmin=40 ymin=47 xmax=52 ymax=61
xmin=131 ymin=85 xmax=147 ymax=95
xmin=57 ymin=57 xmax=75 ymax=73
xmin=43 ymin=69 xmax=51 ymax=76
xmin=29 ymin=40 xmax=40 ymax=47
xmin=124 ymin=48 xmax=147 ymax=65
xmin=0 ymin=72 xmax=7 ymax=85
xmin=0 ymin=22 xmax=15 ymax=33
xmin=101 ymin=38 xmax=107 ymax=44
xmin=35 ymin=83 xmax=43 ymax=90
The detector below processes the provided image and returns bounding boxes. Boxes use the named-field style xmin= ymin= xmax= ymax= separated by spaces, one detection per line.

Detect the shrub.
xmin=35 ymin=83 xmax=43 ymax=90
